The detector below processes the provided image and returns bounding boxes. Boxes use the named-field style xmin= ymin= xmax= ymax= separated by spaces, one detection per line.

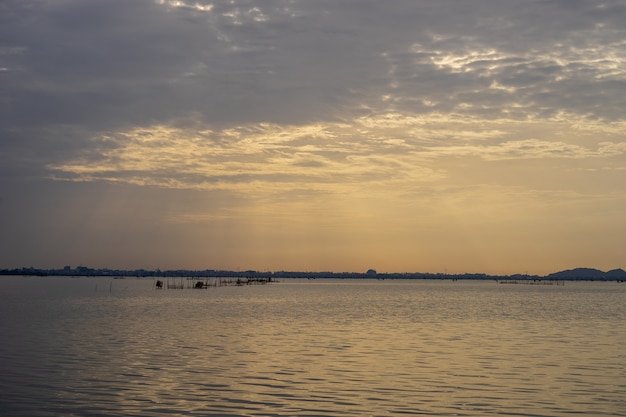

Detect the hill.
xmin=547 ymin=268 xmax=626 ymax=280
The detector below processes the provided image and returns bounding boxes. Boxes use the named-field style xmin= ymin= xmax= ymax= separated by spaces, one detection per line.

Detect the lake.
xmin=0 ymin=276 xmax=624 ymax=416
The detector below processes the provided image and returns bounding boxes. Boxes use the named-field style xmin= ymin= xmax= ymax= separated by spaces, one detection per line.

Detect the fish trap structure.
xmin=497 ymin=279 xmax=565 ymax=286
xmin=154 ymin=276 xmax=275 ymax=289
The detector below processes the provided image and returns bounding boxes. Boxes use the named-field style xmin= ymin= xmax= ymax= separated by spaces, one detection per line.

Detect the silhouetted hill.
xmin=606 ymin=268 xmax=626 ymax=279
xmin=547 ymin=268 xmax=626 ymax=280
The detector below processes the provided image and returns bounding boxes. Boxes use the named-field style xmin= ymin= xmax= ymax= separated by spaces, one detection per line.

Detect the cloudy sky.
xmin=2 ymin=0 xmax=625 ymax=275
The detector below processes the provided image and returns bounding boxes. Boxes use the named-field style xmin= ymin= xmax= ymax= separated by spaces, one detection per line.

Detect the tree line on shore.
xmin=1 ymin=266 xmax=625 ymax=281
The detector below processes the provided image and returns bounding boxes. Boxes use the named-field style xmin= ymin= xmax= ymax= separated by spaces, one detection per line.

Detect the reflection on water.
xmin=1 ymin=277 xmax=625 ymax=416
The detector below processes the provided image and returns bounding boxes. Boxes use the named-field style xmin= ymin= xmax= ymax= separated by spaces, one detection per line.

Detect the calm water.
xmin=0 ymin=277 xmax=624 ymax=416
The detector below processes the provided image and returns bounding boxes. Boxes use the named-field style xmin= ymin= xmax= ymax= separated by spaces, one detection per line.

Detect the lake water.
xmin=0 ymin=276 xmax=624 ymax=416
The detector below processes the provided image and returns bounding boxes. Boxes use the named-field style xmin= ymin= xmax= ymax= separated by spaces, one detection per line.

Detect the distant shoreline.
xmin=1 ymin=266 xmax=625 ymax=281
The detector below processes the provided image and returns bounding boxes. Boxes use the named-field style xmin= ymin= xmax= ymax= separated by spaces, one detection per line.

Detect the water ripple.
xmin=1 ymin=278 xmax=625 ymax=416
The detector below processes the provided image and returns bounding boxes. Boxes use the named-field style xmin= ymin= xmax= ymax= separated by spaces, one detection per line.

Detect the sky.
xmin=1 ymin=0 xmax=625 ymax=275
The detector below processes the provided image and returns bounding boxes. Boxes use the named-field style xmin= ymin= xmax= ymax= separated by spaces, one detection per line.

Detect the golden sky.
xmin=2 ymin=1 xmax=625 ymax=275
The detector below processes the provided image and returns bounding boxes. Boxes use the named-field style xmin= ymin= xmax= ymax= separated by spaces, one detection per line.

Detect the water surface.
xmin=1 ymin=277 xmax=624 ymax=416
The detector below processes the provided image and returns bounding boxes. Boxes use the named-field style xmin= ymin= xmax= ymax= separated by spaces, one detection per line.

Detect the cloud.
xmin=47 ymin=119 xmax=444 ymax=194
xmin=47 ymin=112 xmax=626 ymax=199
xmin=420 ymin=136 xmax=626 ymax=161
xmin=3 ymin=0 xmax=626 ymax=272
xmin=3 ymin=0 xmax=625 ymax=139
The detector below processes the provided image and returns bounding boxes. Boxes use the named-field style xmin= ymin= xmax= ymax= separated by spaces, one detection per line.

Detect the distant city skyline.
xmin=2 ymin=1 xmax=626 ymax=275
